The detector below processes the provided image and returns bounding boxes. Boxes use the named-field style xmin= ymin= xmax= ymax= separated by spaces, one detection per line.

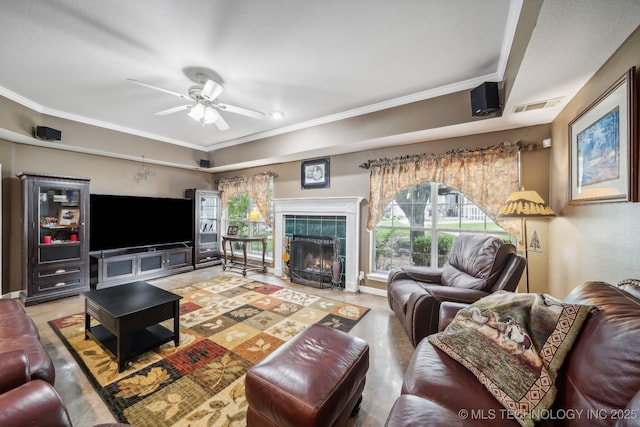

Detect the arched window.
xmin=373 ymin=182 xmax=511 ymax=272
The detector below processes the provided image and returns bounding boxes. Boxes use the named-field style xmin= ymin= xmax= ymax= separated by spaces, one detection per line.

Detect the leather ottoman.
xmin=245 ymin=323 xmax=369 ymax=427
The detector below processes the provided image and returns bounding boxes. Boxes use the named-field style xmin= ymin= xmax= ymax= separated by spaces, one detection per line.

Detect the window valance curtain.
xmin=217 ymin=172 xmax=277 ymax=227
xmin=359 ymin=142 xmax=539 ymax=242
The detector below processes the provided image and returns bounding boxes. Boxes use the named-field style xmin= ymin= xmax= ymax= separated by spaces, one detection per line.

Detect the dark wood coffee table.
xmin=84 ymin=281 xmax=182 ymax=372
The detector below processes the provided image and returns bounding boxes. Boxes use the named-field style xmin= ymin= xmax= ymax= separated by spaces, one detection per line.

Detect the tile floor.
xmin=23 ymin=267 xmax=415 ymax=427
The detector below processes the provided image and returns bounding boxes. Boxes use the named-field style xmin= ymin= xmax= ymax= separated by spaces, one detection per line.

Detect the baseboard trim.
xmin=1 ymin=291 xmax=21 ymax=300
xmin=358 ymin=285 xmax=387 ymax=297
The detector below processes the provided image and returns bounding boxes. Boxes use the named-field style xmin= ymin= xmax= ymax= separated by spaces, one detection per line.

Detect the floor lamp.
xmin=497 ymin=190 xmax=555 ymax=293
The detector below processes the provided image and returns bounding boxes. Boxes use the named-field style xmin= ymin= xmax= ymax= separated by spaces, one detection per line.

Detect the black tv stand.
xmin=90 ymin=243 xmax=193 ymax=289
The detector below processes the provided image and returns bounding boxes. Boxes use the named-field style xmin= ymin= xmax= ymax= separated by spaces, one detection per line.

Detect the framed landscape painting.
xmin=569 ymin=67 xmax=637 ymax=204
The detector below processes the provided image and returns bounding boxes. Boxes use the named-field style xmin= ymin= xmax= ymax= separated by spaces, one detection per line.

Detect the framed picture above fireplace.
xmin=301 ymin=157 xmax=330 ymax=189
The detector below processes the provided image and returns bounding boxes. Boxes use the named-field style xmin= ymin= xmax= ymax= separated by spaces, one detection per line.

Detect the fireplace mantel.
xmin=273 ymin=197 xmax=364 ymax=292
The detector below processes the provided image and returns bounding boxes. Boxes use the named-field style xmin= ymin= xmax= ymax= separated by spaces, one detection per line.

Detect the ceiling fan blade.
xmin=214 ymin=114 xmax=230 ymax=131
xmin=201 ymin=80 xmax=224 ymax=100
xmin=216 ymin=103 xmax=265 ymax=120
xmin=155 ymin=105 xmax=192 ymax=116
xmin=127 ymin=79 xmax=190 ymax=99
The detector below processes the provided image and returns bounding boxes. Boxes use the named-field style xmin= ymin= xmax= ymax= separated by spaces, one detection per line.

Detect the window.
xmin=373 ymin=182 xmax=511 ymax=272
xmin=225 ymin=194 xmax=273 ymax=260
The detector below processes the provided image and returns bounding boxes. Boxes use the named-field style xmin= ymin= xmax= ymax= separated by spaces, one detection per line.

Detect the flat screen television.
xmin=89 ymin=194 xmax=193 ymax=252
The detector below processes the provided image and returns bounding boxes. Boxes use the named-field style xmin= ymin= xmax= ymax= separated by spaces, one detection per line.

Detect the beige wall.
xmin=0 ymin=95 xmax=209 ymax=169
xmin=548 ymin=27 xmax=640 ymax=298
xmin=0 ymin=141 xmax=214 ymax=294
xmin=216 ymin=124 xmax=551 ymax=292
xmin=1 ymin=120 xmax=550 ymax=296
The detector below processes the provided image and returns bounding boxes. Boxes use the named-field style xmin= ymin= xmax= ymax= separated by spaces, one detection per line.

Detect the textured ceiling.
xmin=0 ymin=0 xmax=638 ymax=167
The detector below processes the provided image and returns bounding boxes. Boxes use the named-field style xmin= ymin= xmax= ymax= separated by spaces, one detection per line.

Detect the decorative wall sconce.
xmin=134 ymin=156 xmax=155 ymax=183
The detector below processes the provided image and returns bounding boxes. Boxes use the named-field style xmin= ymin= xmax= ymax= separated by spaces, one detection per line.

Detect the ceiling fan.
xmin=127 ymin=74 xmax=265 ymax=131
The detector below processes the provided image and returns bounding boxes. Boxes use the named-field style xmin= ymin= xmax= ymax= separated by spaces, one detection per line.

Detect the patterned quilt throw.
xmin=429 ymin=291 xmax=593 ymax=427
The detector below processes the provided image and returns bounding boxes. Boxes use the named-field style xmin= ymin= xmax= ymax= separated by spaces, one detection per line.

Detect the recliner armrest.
xmin=403 ymin=286 xmax=490 ymax=346
xmin=0 ymin=379 xmax=73 ymax=427
xmin=438 ymin=302 xmax=471 ymax=332
xmin=425 ymin=286 xmax=488 ymax=303
xmin=388 ymin=266 xmax=444 ymax=284
xmin=0 ymin=350 xmax=30 ymax=394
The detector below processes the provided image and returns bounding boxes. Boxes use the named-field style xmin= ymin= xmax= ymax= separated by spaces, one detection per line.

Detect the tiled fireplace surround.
xmin=273 ymin=197 xmax=364 ymax=293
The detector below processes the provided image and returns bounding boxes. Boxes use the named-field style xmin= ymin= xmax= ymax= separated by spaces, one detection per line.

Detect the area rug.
xmin=49 ymin=275 xmax=370 ymax=426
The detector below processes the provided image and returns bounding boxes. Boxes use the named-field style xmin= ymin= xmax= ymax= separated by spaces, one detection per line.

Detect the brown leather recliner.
xmin=387 ymin=233 xmax=526 ymax=347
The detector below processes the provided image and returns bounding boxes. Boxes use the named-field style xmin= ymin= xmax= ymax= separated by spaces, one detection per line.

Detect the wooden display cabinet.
xmin=18 ymin=172 xmax=90 ymax=306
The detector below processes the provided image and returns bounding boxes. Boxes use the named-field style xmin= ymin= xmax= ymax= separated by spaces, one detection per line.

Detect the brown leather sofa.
xmin=387 ymin=233 xmax=526 ymax=347
xmin=0 ymin=299 xmax=131 ymax=427
xmin=384 ymin=280 xmax=640 ymax=426
xmin=0 ymin=350 xmax=130 ymax=427
xmin=0 ymin=299 xmax=55 ymax=384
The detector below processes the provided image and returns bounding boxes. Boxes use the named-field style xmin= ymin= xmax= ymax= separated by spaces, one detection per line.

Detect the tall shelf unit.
xmin=19 ymin=172 xmax=90 ymax=306
xmin=186 ymin=189 xmax=222 ymax=268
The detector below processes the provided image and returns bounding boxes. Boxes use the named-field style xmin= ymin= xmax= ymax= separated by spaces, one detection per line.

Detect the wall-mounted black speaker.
xmin=199 ymin=159 xmax=211 ymax=168
xmin=34 ymin=126 xmax=62 ymax=141
xmin=470 ymin=82 xmax=500 ymax=117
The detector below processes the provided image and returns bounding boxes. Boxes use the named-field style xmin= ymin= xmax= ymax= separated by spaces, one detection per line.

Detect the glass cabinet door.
xmin=38 ymin=185 xmax=82 ymax=262
xmin=199 ymin=195 xmax=219 ymax=246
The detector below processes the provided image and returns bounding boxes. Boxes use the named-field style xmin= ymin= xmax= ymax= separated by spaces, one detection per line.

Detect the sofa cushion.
xmin=0 ymin=350 xmax=31 ymax=394
xmin=0 ymin=313 xmax=40 ymax=338
xmin=442 ymin=234 xmax=515 ymax=290
xmin=385 ymin=395 xmax=473 ymax=427
xmin=428 ymin=292 xmax=593 ymax=427
xmin=555 ymin=281 xmax=640 ymax=427
xmin=0 ymin=337 xmax=55 ymax=384
xmin=402 ymin=339 xmax=520 ymax=426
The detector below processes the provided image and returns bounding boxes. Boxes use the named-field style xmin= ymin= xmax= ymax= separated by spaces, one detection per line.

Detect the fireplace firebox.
xmin=288 ymin=234 xmax=341 ymax=288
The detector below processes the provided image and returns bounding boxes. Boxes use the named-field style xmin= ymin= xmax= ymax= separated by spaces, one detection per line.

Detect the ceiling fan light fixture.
xmin=269 ymin=110 xmax=285 ymax=120
xmin=188 ymin=103 xmax=205 ymax=121
xmin=201 ymin=80 xmax=224 ymax=100
xmin=130 ymin=75 xmax=265 ymax=130
xmin=203 ymin=106 xmax=220 ymax=124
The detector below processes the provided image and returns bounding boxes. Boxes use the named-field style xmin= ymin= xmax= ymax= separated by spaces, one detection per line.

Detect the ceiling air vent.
xmin=513 ymin=97 xmax=564 ymax=113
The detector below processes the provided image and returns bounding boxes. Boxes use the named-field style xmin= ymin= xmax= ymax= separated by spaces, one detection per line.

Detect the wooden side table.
xmin=221 ymin=235 xmax=267 ymax=276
